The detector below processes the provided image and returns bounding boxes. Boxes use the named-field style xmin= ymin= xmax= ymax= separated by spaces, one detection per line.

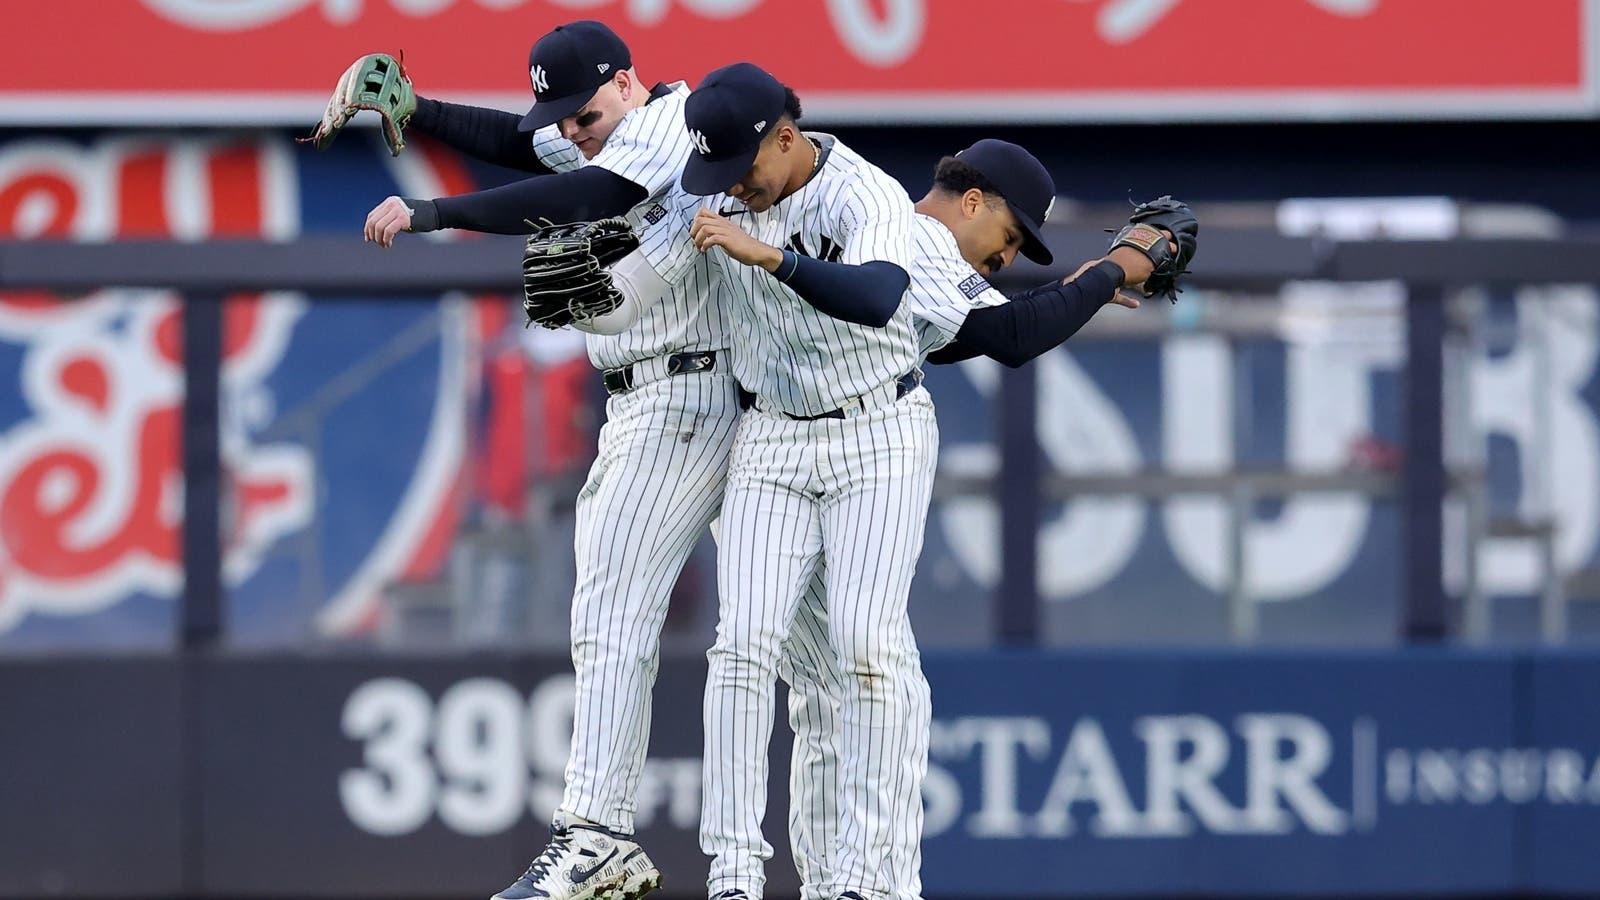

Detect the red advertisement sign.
xmin=4 ymin=0 xmax=1595 ymax=123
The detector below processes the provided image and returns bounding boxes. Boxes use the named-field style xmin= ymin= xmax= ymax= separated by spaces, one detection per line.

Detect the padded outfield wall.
xmin=3 ymin=650 xmax=1600 ymax=898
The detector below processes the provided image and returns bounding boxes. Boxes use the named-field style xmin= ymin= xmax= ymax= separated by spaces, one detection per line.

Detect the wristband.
xmin=404 ymin=198 xmax=440 ymax=233
xmin=775 ymin=249 xmax=801 ymax=283
xmin=1092 ymin=258 xmax=1127 ymax=287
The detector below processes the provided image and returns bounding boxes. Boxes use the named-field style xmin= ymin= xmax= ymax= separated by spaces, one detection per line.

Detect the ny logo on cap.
xmin=530 ymin=64 xmax=549 ymax=94
xmin=688 ymin=128 xmax=710 ymax=155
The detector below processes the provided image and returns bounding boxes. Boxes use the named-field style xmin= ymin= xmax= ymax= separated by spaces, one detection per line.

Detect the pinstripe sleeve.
xmin=587 ymin=99 xmax=693 ymax=197
xmin=908 ymin=249 xmax=1009 ymax=351
xmin=835 ymin=172 xmax=915 ymax=270
xmin=530 ymin=124 xmax=583 ymax=173
xmin=908 ymin=227 xmax=1004 ymax=347
xmin=636 ymin=193 xmax=709 ymax=286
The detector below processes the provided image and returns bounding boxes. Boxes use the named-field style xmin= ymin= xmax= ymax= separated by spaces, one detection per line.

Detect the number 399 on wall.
xmin=338 ymin=676 xmax=576 ymax=836
xmin=337 ymin=675 xmax=703 ymax=838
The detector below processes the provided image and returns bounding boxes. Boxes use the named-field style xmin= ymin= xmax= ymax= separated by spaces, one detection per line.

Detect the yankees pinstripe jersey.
xmin=732 ymin=132 xmax=921 ymax=416
xmin=540 ymin=82 xmax=730 ymax=371
xmin=904 ymin=212 xmax=1010 ymax=357
xmin=712 ymin=133 xmax=921 ymax=418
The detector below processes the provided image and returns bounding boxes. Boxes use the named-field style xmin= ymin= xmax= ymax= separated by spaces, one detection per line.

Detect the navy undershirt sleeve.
xmin=926 ymin=261 xmax=1123 ymax=367
xmin=775 ymin=252 xmax=908 ymax=328
xmin=404 ymin=166 xmax=647 ymax=235
xmin=409 ymin=97 xmax=550 ymax=173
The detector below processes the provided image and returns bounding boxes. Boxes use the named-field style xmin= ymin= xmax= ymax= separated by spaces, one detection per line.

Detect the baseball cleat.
xmin=602 ymin=855 xmax=663 ymax=900
xmin=492 ymin=817 xmax=659 ymax=900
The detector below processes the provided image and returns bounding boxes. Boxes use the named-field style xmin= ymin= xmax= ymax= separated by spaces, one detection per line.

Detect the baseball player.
xmin=667 ymin=61 xmax=935 ymax=900
xmin=775 ymin=143 xmax=1193 ymax=900
xmin=311 ymin=21 xmax=737 ymax=900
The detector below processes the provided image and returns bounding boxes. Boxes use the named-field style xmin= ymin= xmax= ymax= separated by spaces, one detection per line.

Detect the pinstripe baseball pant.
xmin=561 ymin=369 xmax=741 ymax=832
xmin=703 ymin=389 xmax=938 ymax=900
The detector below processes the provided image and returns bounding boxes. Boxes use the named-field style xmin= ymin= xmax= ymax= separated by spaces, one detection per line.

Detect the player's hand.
xmin=691 ymin=208 xmax=783 ymax=271
xmin=1064 ymin=259 xmax=1141 ymax=309
xmin=364 ymin=196 xmax=414 ymax=248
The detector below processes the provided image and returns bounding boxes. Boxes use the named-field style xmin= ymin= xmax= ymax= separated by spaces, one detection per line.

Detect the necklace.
xmin=809 ymin=137 xmax=820 ymax=172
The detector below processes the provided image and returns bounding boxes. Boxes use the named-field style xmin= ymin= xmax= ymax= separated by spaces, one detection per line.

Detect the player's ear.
xmin=773 ymin=123 xmax=796 ymax=153
xmin=615 ymin=71 xmax=632 ymax=101
xmin=962 ymin=188 xmax=986 ymax=220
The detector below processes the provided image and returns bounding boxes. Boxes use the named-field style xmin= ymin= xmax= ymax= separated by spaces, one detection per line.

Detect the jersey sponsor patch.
xmin=958 ymin=273 xmax=991 ymax=299
xmin=642 ymin=203 xmax=667 ymax=226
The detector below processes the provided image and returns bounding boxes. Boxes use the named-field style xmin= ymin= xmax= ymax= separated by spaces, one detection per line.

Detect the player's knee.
xmin=830 ymin=629 xmax=909 ymax=679
xmin=707 ymin=637 xmax=783 ymax=680
xmin=571 ymin=630 xmax=661 ymax=669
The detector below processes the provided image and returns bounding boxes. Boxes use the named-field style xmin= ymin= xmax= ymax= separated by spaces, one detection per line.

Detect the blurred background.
xmin=3 ymin=0 xmax=1599 ymax=897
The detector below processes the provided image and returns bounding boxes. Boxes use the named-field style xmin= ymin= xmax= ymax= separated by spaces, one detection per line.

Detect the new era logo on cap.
xmin=597 ymin=63 xmax=610 ymax=74
xmin=754 ymin=120 xmax=766 ymax=132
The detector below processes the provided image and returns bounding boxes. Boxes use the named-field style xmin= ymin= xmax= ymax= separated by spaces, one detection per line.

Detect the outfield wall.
xmin=5 ymin=649 xmax=1598 ymax=898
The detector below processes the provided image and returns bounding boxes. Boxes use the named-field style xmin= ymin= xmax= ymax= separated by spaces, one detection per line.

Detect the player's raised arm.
xmin=356 ymin=22 xmax=702 ymax=246
xmin=302 ymin=50 xmax=573 ymax=174
xmin=407 ymin=99 xmax=575 ymax=174
xmin=678 ymin=64 xmax=911 ymax=328
xmin=933 ymin=197 xmax=1197 ymax=367
xmin=900 ymin=140 xmax=1197 ymax=367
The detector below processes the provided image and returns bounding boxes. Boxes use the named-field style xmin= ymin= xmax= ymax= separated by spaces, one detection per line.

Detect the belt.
xmin=741 ymin=370 xmax=923 ymax=421
xmin=602 ymin=350 xmax=719 ymax=396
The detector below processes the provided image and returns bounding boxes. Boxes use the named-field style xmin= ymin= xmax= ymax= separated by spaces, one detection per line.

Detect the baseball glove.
xmin=302 ymin=53 xmax=416 ymax=156
xmin=521 ymin=219 xmax=641 ymax=329
xmin=1108 ymin=196 xmax=1199 ymax=302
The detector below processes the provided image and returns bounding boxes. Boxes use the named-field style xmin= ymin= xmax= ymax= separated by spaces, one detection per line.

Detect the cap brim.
xmin=1009 ymin=201 xmax=1054 ymax=266
xmin=679 ymin=147 xmax=760 ymax=196
xmin=517 ymin=91 xmax=591 ymax=133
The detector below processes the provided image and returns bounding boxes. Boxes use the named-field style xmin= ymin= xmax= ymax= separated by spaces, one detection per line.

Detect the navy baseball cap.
xmin=680 ymin=62 xmax=787 ymax=196
xmin=517 ymin=20 xmax=632 ymax=132
xmin=954 ymin=139 xmax=1057 ymax=265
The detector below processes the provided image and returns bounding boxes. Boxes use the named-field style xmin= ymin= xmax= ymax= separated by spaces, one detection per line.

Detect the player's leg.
xmin=565 ymin=373 xmax=740 ymax=826
xmin=819 ymin=394 xmax=939 ymax=900
xmin=702 ymin=410 xmax=823 ymax=900
xmin=496 ymin=373 xmax=739 ymax=900
xmin=776 ymin=567 xmax=844 ymax=900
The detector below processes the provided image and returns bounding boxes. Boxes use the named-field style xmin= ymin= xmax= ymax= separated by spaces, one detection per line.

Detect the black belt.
xmin=602 ymin=350 xmax=718 ymax=396
xmin=740 ymin=371 xmax=922 ymax=421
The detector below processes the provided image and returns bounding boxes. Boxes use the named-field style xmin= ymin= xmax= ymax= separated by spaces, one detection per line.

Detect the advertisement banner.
xmin=919 ymin=652 xmax=1524 ymax=896
xmin=7 ymin=650 xmax=1600 ymax=897
xmin=0 ymin=131 xmax=478 ymax=647
xmin=195 ymin=655 xmax=800 ymax=897
xmin=3 ymin=0 xmax=1594 ymax=124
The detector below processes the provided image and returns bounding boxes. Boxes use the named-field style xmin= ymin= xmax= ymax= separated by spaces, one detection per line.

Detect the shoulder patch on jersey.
xmin=642 ymin=203 xmax=667 ymax=225
xmin=958 ymin=273 xmax=991 ymax=300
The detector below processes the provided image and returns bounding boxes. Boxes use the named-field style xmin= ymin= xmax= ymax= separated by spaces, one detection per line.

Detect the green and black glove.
xmin=302 ymin=53 xmax=416 ymax=156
